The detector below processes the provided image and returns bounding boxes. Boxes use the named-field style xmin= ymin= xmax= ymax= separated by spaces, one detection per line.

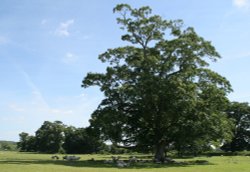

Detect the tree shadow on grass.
xmin=0 ymin=159 xmax=215 ymax=169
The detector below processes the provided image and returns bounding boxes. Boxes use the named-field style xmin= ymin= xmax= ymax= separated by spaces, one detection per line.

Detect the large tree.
xmin=82 ymin=4 xmax=233 ymax=161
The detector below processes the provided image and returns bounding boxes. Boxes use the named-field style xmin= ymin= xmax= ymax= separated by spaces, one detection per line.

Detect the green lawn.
xmin=0 ymin=151 xmax=250 ymax=172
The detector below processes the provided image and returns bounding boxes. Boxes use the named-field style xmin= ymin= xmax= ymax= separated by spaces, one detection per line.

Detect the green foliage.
xmin=18 ymin=121 xmax=105 ymax=154
xmin=82 ymin=4 xmax=233 ymax=161
xmin=222 ymin=102 xmax=250 ymax=152
xmin=62 ymin=126 xmax=103 ymax=154
xmin=35 ymin=121 xmax=65 ymax=153
xmin=17 ymin=132 xmax=36 ymax=152
xmin=0 ymin=141 xmax=17 ymax=151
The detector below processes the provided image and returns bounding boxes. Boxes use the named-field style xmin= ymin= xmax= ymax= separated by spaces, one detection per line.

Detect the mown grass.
xmin=1 ymin=151 xmax=250 ymax=172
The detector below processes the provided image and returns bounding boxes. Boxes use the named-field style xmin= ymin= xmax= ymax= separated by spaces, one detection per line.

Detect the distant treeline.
xmin=17 ymin=121 xmax=129 ymax=154
xmin=18 ymin=102 xmax=250 ymax=155
xmin=0 ymin=140 xmax=17 ymax=151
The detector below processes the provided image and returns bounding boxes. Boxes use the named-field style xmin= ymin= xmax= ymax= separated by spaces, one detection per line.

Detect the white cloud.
xmin=62 ymin=52 xmax=79 ymax=64
xmin=1 ymin=115 xmax=25 ymax=123
xmin=233 ymin=0 xmax=250 ymax=9
xmin=81 ymin=35 xmax=91 ymax=40
xmin=47 ymin=108 xmax=73 ymax=115
xmin=0 ymin=36 xmax=9 ymax=45
xmin=55 ymin=19 xmax=74 ymax=37
xmin=223 ymin=51 xmax=250 ymax=60
xmin=41 ymin=19 xmax=48 ymax=25
xmin=8 ymin=103 xmax=25 ymax=112
xmin=78 ymin=93 xmax=85 ymax=98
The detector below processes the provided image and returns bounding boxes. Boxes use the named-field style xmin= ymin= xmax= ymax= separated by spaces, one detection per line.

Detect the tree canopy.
xmin=35 ymin=121 xmax=65 ymax=153
xmin=18 ymin=121 xmax=103 ymax=154
xmin=222 ymin=102 xmax=250 ymax=152
xmin=63 ymin=126 xmax=103 ymax=154
xmin=83 ymin=4 xmax=233 ymax=161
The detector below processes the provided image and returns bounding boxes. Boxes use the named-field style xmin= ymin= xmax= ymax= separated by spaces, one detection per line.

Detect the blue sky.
xmin=1 ymin=0 xmax=250 ymax=141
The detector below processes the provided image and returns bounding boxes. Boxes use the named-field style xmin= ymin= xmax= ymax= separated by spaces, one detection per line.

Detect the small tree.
xmin=35 ymin=121 xmax=65 ymax=153
xmin=63 ymin=127 xmax=103 ymax=154
xmin=17 ymin=132 xmax=29 ymax=151
xmin=82 ymin=4 xmax=233 ymax=161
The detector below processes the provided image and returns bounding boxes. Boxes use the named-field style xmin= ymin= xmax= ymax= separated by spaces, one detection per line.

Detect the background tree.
xmin=17 ymin=132 xmax=29 ymax=152
xmin=18 ymin=121 xmax=105 ymax=154
xmin=25 ymin=135 xmax=37 ymax=152
xmin=222 ymin=102 xmax=250 ymax=152
xmin=0 ymin=141 xmax=17 ymax=151
xmin=17 ymin=132 xmax=28 ymax=151
xmin=35 ymin=121 xmax=65 ymax=153
xmin=83 ymin=4 xmax=233 ymax=161
xmin=63 ymin=126 xmax=103 ymax=154
xmin=17 ymin=132 xmax=36 ymax=152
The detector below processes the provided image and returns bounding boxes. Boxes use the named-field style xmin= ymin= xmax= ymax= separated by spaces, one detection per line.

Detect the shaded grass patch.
xmin=0 ymin=158 xmax=214 ymax=169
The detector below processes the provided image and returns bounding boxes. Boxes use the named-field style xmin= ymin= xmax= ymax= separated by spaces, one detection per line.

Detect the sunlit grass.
xmin=1 ymin=151 xmax=250 ymax=172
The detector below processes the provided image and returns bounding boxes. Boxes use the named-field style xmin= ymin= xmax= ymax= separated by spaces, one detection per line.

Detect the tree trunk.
xmin=154 ymin=140 xmax=166 ymax=162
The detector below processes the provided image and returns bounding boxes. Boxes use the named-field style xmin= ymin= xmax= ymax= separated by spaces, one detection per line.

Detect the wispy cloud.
xmin=228 ymin=92 xmax=250 ymax=102
xmin=55 ymin=19 xmax=74 ymax=37
xmin=10 ymin=57 xmax=77 ymax=116
xmin=0 ymin=36 xmax=9 ymax=45
xmin=223 ymin=51 xmax=250 ymax=60
xmin=41 ymin=19 xmax=48 ymax=25
xmin=5 ymin=56 xmax=101 ymax=141
xmin=233 ymin=0 xmax=250 ymax=9
xmin=3 ymin=92 xmax=101 ymax=141
xmin=62 ymin=52 xmax=79 ymax=64
xmin=19 ymin=70 xmax=50 ymax=110
xmin=8 ymin=103 xmax=25 ymax=112
xmin=26 ymin=78 xmax=74 ymax=116
xmin=8 ymin=57 xmax=64 ymax=116
xmin=1 ymin=115 xmax=25 ymax=123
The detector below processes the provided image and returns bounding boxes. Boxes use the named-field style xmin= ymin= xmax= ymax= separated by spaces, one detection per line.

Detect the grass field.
xmin=1 ymin=151 xmax=250 ymax=172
